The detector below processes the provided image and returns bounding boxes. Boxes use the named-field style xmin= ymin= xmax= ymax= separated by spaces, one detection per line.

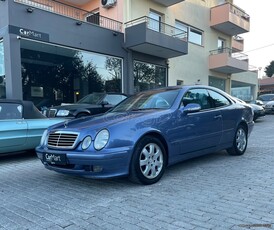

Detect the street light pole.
xmin=258 ymin=67 xmax=262 ymax=95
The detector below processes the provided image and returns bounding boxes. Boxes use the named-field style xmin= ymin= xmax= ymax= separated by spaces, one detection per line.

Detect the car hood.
xmin=51 ymin=109 xmax=169 ymax=132
xmin=51 ymin=103 xmax=100 ymax=110
xmin=248 ymin=104 xmax=264 ymax=110
xmin=265 ymin=101 xmax=274 ymax=105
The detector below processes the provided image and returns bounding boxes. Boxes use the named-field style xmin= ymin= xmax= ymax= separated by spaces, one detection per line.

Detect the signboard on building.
xmin=9 ymin=26 xmax=49 ymax=42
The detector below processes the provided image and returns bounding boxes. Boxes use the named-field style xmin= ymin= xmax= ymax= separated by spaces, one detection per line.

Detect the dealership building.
xmin=0 ymin=0 xmax=258 ymax=107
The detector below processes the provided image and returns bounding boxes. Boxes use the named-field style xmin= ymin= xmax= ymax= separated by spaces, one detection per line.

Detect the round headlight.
xmin=40 ymin=130 xmax=48 ymax=146
xmin=56 ymin=110 xmax=70 ymax=117
xmin=82 ymin=136 xmax=92 ymax=150
xmin=94 ymin=129 xmax=109 ymax=150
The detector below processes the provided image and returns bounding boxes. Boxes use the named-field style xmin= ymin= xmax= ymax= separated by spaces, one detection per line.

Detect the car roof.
xmin=258 ymin=94 xmax=274 ymax=100
xmin=0 ymin=99 xmax=45 ymax=119
xmin=134 ymin=85 xmax=229 ymax=94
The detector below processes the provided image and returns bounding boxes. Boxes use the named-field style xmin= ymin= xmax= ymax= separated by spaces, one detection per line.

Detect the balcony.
xmin=14 ymin=0 xmax=123 ymax=32
xmin=209 ymin=48 xmax=248 ymax=74
xmin=151 ymin=0 xmax=185 ymax=7
xmin=125 ymin=17 xmax=188 ymax=59
xmin=232 ymin=36 xmax=244 ymax=52
xmin=210 ymin=3 xmax=250 ymax=36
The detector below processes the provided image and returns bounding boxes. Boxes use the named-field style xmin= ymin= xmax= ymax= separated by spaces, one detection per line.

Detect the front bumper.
xmin=264 ymin=107 xmax=274 ymax=114
xmin=254 ymin=110 xmax=266 ymax=118
xmin=36 ymin=146 xmax=132 ymax=179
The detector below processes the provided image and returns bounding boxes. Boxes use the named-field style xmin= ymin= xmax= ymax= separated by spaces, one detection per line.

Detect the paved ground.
xmin=0 ymin=115 xmax=273 ymax=230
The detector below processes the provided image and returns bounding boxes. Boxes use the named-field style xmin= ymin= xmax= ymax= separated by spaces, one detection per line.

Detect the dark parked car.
xmin=233 ymin=97 xmax=265 ymax=121
xmin=249 ymin=103 xmax=265 ymax=121
xmin=0 ymin=100 xmax=65 ymax=155
xmin=36 ymin=85 xmax=254 ymax=185
xmin=43 ymin=93 xmax=127 ymax=118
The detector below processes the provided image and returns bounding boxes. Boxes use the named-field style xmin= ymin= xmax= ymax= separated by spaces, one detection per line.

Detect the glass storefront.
xmin=209 ymin=76 xmax=225 ymax=91
xmin=0 ymin=40 xmax=5 ymax=99
xmin=134 ymin=61 xmax=167 ymax=93
xmin=20 ymin=40 xmax=122 ymax=108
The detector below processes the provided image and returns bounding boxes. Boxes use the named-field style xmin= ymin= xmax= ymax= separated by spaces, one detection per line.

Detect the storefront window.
xmin=134 ymin=61 xmax=167 ymax=93
xmin=20 ymin=40 xmax=122 ymax=108
xmin=209 ymin=76 xmax=225 ymax=91
xmin=0 ymin=40 xmax=5 ymax=99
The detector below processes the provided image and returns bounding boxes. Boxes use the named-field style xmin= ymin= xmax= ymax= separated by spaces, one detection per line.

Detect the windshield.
xmin=111 ymin=89 xmax=180 ymax=112
xmin=77 ymin=93 xmax=105 ymax=104
xmin=258 ymin=94 xmax=274 ymax=101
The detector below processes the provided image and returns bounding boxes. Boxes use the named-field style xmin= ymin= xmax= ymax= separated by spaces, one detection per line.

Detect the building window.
xmin=218 ymin=38 xmax=226 ymax=49
xmin=217 ymin=38 xmax=226 ymax=53
xmin=149 ymin=11 xmax=162 ymax=32
xmin=189 ymin=28 xmax=203 ymax=46
xmin=20 ymin=40 xmax=123 ymax=108
xmin=134 ymin=61 xmax=167 ymax=93
xmin=209 ymin=76 xmax=225 ymax=91
xmin=0 ymin=40 xmax=5 ymax=99
xmin=86 ymin=10 xmax=100 ymax=25
xmin=175 ymin=21 xmax=203 ymax=45
xmin=175 ymin=21 xmax=188 ymax=40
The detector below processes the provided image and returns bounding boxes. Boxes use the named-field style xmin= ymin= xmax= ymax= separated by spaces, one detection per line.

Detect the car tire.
xmin=129 ymin=136 xmax=167 ymax=185
xmin=227 ymin=125 xmax=247 ymax=156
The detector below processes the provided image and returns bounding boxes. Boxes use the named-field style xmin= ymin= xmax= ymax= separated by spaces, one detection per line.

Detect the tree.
xmin=105 ymin=57 xmax=122 ymax=92
xmin=264 ymin=61 xmax=274 ymax=77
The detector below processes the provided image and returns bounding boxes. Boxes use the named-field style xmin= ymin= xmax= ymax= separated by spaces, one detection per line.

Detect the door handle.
xmin=214 ymin=115 xmax=222 ymax=119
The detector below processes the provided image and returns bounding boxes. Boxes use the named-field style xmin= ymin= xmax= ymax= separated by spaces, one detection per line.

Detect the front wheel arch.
xmin=131 ymin=132 xmax=169 ymax=166
xmin=75 ymin=112 xmax=90 ymax=118
xmin=129 ymin=134 xmax=168 ymax=185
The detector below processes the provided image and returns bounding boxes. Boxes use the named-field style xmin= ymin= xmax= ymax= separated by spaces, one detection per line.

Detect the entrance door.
xmin=149 ymin=11 xmax=162 ymax=32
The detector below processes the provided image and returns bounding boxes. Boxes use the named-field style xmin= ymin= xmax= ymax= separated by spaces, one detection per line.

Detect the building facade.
xmin=0 ymin=0 xmax=258 ymax=108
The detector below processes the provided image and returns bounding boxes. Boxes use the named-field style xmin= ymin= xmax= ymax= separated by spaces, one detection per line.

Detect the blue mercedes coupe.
xmin=36 ymin=85 xmax=254 ymax=185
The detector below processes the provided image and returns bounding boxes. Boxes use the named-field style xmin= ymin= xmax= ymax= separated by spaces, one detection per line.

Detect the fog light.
xmin=93 ymin=165 xmax=103 ymax=172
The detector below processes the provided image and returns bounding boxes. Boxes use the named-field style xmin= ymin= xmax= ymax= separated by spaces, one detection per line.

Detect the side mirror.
xmin=182 ymin=103 xmax=201 ymax=114
xmin=101 ymin=100 xmax=109 ymax=107
xmin=255 ymin=100 xmax=263 ymax=106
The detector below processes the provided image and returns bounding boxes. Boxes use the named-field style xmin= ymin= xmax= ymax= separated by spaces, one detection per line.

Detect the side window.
xmin=208 ymin=90 xmax=231 ymax=108
xmin=0 ymin=103 xmax=23 ymax=119
xmin=182 ymin=88 xmax=211 ymax=110
xmin=105 ymin=95 xmax=127 ymax=105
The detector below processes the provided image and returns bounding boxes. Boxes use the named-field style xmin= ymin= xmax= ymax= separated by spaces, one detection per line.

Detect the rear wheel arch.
xmin=239 ymin=121 xmax=248 ymax=133
xmin=227 ymin=122 xmax=248 ymax=156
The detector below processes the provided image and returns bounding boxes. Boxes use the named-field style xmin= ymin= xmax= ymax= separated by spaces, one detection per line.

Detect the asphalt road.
xmin=0 ymin=115 xmax=273 ymax=230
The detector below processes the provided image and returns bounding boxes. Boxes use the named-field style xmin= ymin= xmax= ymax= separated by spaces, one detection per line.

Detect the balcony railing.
xmin=210 ymin=3 xmax=250 ymax=35
xmin=210 ymin=48 xmax=248 ymax=61
xmin=125 ymin=16 xmax=188 ymax=41
xmin=229 ymin=4 xmax=250 ymax=23
xmin=14 ymin=0 xmax=123 ymax=32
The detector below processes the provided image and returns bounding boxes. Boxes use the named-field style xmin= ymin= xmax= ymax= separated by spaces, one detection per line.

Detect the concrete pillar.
xmin=3 ymin=33 xmax=22 ymax=99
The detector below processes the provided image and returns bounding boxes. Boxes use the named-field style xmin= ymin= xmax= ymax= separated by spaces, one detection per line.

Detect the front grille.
xmin=48 ymin=109 xmax=57 ymax=117
xmin=47 ymin=131 xmax=79 ymax=149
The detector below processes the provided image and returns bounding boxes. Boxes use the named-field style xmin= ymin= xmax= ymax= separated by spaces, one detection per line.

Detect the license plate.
xmin=43 ymin=153 xmax=67 ymax=165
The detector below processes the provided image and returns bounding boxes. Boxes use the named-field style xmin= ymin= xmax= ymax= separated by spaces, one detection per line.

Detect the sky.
xmin=233 ymin=0 xmax=274 ymax=77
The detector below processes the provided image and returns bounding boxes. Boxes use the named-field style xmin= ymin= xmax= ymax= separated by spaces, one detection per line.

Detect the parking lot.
xmin=0 ymin=115 xmax=274 ymax=230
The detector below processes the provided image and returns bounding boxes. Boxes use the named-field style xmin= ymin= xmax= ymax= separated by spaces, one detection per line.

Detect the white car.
xmin=257 ymin=94 xmax=274 ymax=106
xmin=264 ymin=101 xmax=274 ymax=114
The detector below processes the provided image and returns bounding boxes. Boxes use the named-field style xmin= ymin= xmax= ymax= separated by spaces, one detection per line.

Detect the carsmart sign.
xmin=9 ymin=26 xmax=49 ymax=42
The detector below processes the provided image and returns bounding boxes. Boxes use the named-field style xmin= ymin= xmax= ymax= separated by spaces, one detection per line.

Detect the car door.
xmin=169 ymin=88 xmax=222 ymax=157
xmin=0 ymin=103 xmax=27 ymax=152
xmin=207 ymin=89 xmax=239 ymax=145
